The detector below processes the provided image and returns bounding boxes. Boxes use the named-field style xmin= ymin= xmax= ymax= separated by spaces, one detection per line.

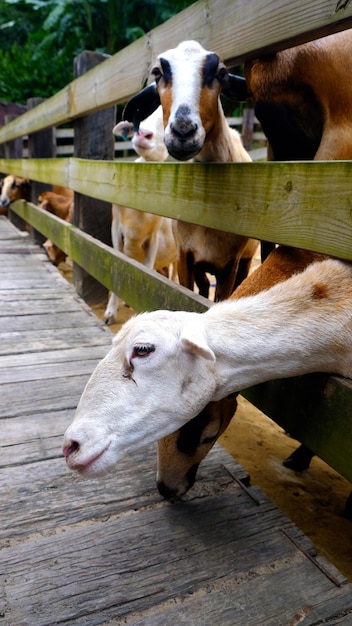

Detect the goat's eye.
xmin=132 ymin=343 xmax=155 ymax=358
xmin=152 ymin=67 xmax=162 ymax=82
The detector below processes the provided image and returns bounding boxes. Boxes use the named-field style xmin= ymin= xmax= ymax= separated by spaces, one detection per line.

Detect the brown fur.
xmin=38 ymin=190 xmax=74 ymax=265
xmin=244 ymin=31 xmax=352 ymax=161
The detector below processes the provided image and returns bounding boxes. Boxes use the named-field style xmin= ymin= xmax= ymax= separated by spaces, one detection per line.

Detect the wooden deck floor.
xmin=1 ymin=215 xmax=352 ymax=626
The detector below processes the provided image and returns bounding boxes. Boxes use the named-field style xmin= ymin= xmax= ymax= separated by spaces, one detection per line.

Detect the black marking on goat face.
xmin=202 ymin=52 xmax=221 ymax=87
xmin=185 ymin=463 xmax=199 ymax=490
xmin=152 ymin=58 xmax=172 ymax=86
xmin=177 ymin=407 xmax=214 ymax=455
xmin=160 ymin=58 xmax=172 ymax=84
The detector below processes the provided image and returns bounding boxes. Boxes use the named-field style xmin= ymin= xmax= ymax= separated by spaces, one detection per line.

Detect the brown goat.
xmin=244 ymin=30 xmax=352 ymax=162
xmin=38 ymin=190 xmax=74 ymax=266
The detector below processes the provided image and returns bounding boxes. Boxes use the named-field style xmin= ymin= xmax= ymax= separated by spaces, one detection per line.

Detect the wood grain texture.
xmin=3 ymin=158 xmax=352 ymax=261
xmin=1 ymin=213 xmax=352 ymax=626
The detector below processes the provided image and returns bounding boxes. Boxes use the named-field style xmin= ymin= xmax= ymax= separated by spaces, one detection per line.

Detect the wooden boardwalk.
xmin=1 ymin=215 xmax=352 ymax=626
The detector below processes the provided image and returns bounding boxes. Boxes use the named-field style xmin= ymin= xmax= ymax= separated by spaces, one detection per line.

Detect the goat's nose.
xmin=170 ymin=119 xmax=198 ymax=140
xmin=137 ymin=129 xmax=153 ymax=140
xmin=157 ymin=481 xmax=181 ymax=501
xmin=62 ymin=439 xmax=80 ymax=458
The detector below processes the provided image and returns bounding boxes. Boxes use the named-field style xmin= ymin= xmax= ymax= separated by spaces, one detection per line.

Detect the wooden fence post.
xmin=73 ymin=50 xmax=115 ymax=305
xmin=4 ymin=113 xmax=28 ymax=231
xmin=27 ymin=97 xmax=56 ymax=244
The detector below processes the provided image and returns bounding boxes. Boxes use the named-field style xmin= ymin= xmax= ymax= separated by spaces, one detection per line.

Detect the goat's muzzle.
xmin=157 ymin=463 xmax=199 ymax=500
xmin=165 ymin=105 xmax=204 ymax=160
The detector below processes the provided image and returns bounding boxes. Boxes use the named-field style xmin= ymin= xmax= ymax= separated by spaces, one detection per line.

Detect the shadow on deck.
xmin=1 ymin=216 xmax=352 ymax=625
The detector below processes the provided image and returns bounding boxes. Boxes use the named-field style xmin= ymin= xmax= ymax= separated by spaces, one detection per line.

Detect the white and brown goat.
xmin=156 ymin=246 xmax=327 ymax=498
xmin=0 ymin=175 xmax=30 ymax=214
xmin=104 ymin=107 xmax=178 ymax=325
xmin=63 ymin=255 xmax=352 ymax=478
xmin=123 ymin=40 xmax=258 ymax=300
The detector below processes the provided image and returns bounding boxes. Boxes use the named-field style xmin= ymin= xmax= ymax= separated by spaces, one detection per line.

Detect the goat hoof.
xmin=283 ymin=444 xmax=314 ymax=471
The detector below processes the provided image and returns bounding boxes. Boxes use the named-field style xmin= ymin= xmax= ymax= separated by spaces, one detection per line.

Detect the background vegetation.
xmin=0 ymin=0 xmax=195 ymax=104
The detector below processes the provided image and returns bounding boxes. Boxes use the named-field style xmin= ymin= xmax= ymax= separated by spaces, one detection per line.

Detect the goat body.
xmin=244 ymin=30 xmax=352 ymax=161
xmin=104 ymin=107 xmax=177 ymax=324
xmin=38 ymin=190 xmax=73 ymax=221
xmin=123 ymin=41 xmax=257 ymax=300
xmin=38 ymin=190 xmax=74 ymax=266
xmin=63 ymin=256 xmax=352 ymax=478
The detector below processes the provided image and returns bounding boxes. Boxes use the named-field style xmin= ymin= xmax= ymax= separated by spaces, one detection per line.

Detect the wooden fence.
xmin=9 ymin=116 xmax=264 ymax=158
xmin=1 ymin=0 xmax=352 ymax=486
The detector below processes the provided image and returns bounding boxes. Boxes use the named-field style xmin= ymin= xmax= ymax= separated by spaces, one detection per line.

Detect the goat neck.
xmin=197 ymin=259 xmax=352 ymax=399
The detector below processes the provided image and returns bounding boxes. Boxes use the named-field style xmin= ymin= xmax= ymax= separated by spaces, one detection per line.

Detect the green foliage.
xmin=0 ymin=0 xmax=196 ymax=104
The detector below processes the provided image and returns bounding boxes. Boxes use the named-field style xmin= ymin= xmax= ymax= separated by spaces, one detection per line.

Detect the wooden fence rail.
xmin=1 ymin=0 xmax=352 ymax=485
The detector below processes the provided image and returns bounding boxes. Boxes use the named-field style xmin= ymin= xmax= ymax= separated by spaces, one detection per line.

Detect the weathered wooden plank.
xmin=0 ymin=298 xmax=86 ymax=316
xmin=0 ymin=446 xmax=248 ymax=536
xmin=0 ymin=357 xmax=103 ymax=385
xmin=0 ymin=375 xmax=92 ymax=418
xmin=0 ymin=344 xmax=110 ymax=370
xmin=0 ymin=0 xmax=351 ymax=144
xmin=0 ymin=327 xmax=112 ymax=356
xmin=1 ymin=311 xmax=102 ymax=331
xmin=2 ymin=200 xmax=211 ymax=314
xmin=5 ymin=159 xmax=352 ymax=261
xmin=0 ymin=288 xmax=75 ymax=301
xmin=1 ymin=481 xmax=351 ymax=626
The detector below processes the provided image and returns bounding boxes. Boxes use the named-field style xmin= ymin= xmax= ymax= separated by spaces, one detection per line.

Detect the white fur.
xmin=104 ymin=107 xmax=177 ymax=324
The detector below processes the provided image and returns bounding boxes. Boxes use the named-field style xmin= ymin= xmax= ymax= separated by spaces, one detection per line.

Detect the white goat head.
xmin=63 ymin=309 xmax=217 ymax=477
xmin=113 ymin=106 xmax=168 ymax=162
xmin=123 ymin=40 xmax=248 ymax=161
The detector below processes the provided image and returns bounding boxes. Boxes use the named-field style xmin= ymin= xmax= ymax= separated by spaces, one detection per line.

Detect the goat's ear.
xmin=123 ymin=84 xmax=160 ymax=131
xmin=113 ymin=120 xmax=134 ymax=139
xmin=181 ymin=327 xmax=216 ymax=362
xmin=222 ymin=74 xmax=249 ymax=102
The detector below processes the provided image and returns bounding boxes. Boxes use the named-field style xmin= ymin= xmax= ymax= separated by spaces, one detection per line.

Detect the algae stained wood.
xmin=6 ymin=158 xmax=352 ymax=261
